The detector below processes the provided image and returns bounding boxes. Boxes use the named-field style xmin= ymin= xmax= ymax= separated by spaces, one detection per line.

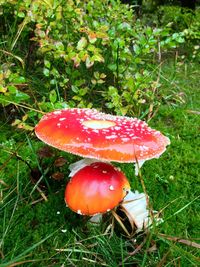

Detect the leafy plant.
xmin=1 ymin=0 xmax=190 ymax=122
xmin=0 ymin=62 xmax=29 ymax=106
xmin=157 ymin=5 xmax=200 ymax=60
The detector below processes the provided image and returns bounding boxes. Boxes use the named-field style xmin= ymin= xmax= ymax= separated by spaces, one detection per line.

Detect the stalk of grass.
xmin=0 ymin=229 xmax=59 ymax=267
xmin=25 ymin=134 xmax=51 ymax=194
xmin=165 ymin=195 xmax=200 ymax=221
xmin=0 ymin=162 xmax=20 ymax=253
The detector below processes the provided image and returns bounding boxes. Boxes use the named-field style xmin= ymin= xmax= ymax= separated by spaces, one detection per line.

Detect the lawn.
xmin=0 ymin=60 xmax=199 ymax=266
xmin=0 ymin=1 xmax=200 ymax=266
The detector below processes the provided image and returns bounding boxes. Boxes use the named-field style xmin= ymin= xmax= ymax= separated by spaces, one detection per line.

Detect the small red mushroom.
xmin=65 ymin=162 xmax=130 ymax=216
xmin=35 ymin=108 xmax=170 ymax=165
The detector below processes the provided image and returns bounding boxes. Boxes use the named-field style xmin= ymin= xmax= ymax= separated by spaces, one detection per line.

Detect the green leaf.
xmin=44 ymin=60 xmax=51 ymax=68
xmin=11 ymin=75 xmax=26 ymax=84
xmin=108 ymin=64 xmax=117 ymax=71
xmin=71 ymin=85 xmax=79 ymax=93
xmin=8 ymin=85 xmax=17 ymax=94
xmin=17 ymin=11 xmax=25 ymax=18
xmin=91 ymin=54 xmax=104 ymax=63
xmin=94 ymin=72 xmax=99 ymax=79
xmin=79 ymin=88 xmax=88 ymax=96
xmin=133 ymin=44 xmax=141 ymax=55
xmin=43 ymin=68 xmax=50 ymax=77
xmin=77 ymin=37 xmax=87 ymax=51
xmin=86 ymin=57 xmax=94 ymax=68
xmin=49 ymin=90 xmax=57 ymax=103
xmin=15 ymin=91 xmax=30 ymax=101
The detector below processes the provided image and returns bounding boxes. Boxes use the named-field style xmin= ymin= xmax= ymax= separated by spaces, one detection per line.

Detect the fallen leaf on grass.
xmin=54 ymin=157 xmax=67 ymax=167
xmin=51 ymin=172 xmax=65 ymax=181
xmin=37 ymin=146 xmax=55 ymax=158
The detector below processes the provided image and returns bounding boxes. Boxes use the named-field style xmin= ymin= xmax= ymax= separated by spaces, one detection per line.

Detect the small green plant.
xmin=0 ymin=62 xmax=29 ymax=106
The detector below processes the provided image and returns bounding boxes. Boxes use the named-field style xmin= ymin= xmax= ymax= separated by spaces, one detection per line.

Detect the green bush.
xmin=157 ymin=6 xmax=200 ymax=60
xmin=0 ymin=0 xmax=190 ymax=120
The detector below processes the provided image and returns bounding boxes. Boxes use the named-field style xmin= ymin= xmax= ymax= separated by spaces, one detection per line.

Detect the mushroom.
xmin=35 ymin=108 xmax=170 ymax=174
xmin=65 ymin=161 xmax=130 ymax=219
xmin=35 ymin=108 xmax=169 ymax=232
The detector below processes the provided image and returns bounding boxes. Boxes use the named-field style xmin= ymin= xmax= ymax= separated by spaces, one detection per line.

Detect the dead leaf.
xmin=51 ymin=172 xmax=65 ymax=181
xmin=37 ymin=146 xmax=54 ymax=158
xmin=54 ymin=157 xmax=67 ymax=167
xmin=146 ymin=243 xmax=157 ymax=253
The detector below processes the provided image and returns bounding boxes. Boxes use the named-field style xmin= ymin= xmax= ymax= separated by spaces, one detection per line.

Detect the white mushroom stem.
xmin=89 ymin=214 xmax=103 ymax=224
xmin=69 ymin=158 xmax=103 ymax=177
xmin=134 ymin=160 xmax=145 ymax=176
xmin=119 ymin=190 xmax=162 ymax=232
xmin=69 ymin=158 xmax=146 ymax=178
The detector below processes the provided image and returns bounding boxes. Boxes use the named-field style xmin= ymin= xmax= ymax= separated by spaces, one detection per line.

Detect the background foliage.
xmin=1 ymin=0 xmax=199 ymax=123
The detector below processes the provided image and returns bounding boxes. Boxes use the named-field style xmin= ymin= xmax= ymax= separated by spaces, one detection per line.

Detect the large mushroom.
xmin=35 ymin=108 xmax=170 ymax=173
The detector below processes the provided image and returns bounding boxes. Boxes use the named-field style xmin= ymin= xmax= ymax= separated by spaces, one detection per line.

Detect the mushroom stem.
xmin=89 ymin=214 xmax=103 ymax=224
xmin=68 ymin=158 xmax=102 ymax=177
xmin=119 ymin=190 xmax=163 ymax=232
xmin=134 ymin=160 xmax=145 ymax=176
xmin=69 ymin=158 xmax=147 ymax=178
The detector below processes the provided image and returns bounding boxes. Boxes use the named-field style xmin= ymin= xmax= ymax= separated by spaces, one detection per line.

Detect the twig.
xmin=156 ymin=250 xmax=171 ymax=267
xmin=187 ymin=110 xmax=200 ymax=115
xmin=36 ymin=187 xmax=48 ymax=202
xmin=111 ymin=210 xmax=131 ymax=237
xmin=158 ymin=233 xmax=200 ymax=249
xmin=0 ymin=179 xmax=9 ymax=188
xmin=120 ymin=236 xmax=147 ymax=265
xmin=30 ymin=197 xmax=45 ymax=205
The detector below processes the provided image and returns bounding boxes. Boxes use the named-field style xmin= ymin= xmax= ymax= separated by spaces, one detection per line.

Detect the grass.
xmin=0 ymin=59 xmax=200 ymax=266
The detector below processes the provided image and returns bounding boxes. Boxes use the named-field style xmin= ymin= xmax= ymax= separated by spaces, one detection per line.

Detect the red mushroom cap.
xmin=35 ymin=108 xmax=170 ymax=162
xmin=65 ymin=162 xmax=130 ymax=215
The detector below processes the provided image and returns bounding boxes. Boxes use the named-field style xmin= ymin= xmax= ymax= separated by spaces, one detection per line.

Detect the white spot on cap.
xmin=122 ymin=138 xmax=130 ymax=142
xmin=106 ymin=135 xmax=118 ymax=140
xmin=59 ymin=117 xmax=66 ymax=121
xmin=114 ymin=126 xmax=121 ymax=130
xmin=82 ymin=119 xmax=116 ymax=129
xmin=92 ymin=129 xmax=99 ymax=133
xmin=53 ymin=110 xmax=62 ymax=115
xmin=141 ymin=145 xmax=149 ymax=151
xmin=57 ymin=123 xmax=61 ymax=127
xmin=102 ymin=170 xmax=107 ymax=174
xmin=77 ymin=209 xmax=82 ymax=215
xmin=109 ymin=185 xmax=114 ymax=191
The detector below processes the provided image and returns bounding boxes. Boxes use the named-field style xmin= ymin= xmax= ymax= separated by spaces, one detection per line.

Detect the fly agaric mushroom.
xmin=35 ymin=108 xmax=170 ymax=174
xmin=35 ymin=108 xmax=169 ymax=231
xmin=65 ymin=162 xmax=130 ymax=216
